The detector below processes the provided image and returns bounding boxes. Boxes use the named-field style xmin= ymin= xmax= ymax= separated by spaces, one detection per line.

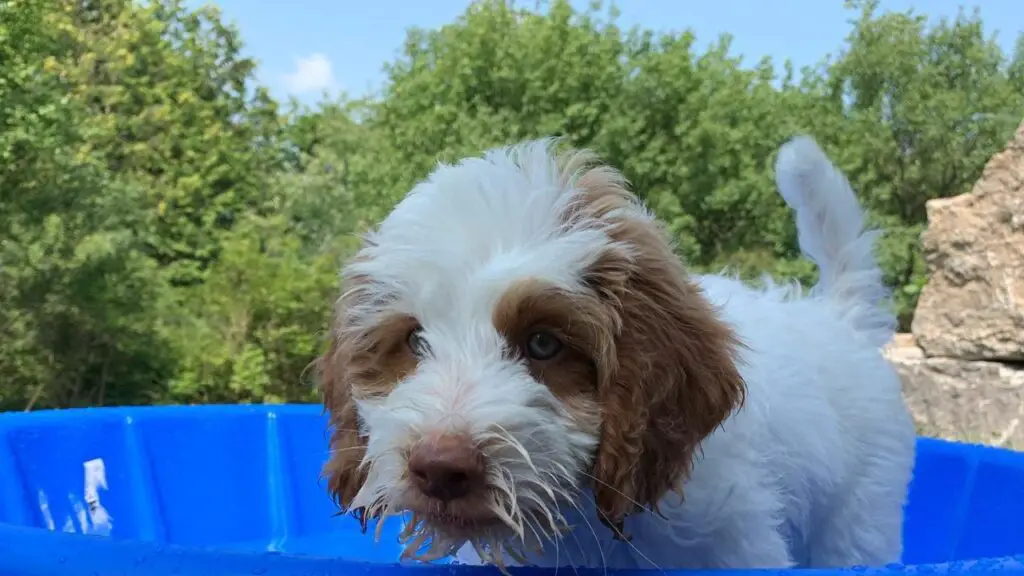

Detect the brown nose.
xmin=407 ymin=435 xmax=485 ymax=502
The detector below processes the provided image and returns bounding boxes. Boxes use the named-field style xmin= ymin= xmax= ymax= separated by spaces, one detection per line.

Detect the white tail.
xmin=775 ymin=135 xmax=896 ymax=347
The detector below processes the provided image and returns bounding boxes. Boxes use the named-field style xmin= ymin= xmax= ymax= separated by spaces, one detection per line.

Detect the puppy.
xmin=318 ymin=136 xmax=916 ymax=570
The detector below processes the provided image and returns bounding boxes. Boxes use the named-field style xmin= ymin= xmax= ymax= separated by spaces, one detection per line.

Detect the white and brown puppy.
xmin=318 ymin=136 xmax=916 ymax=570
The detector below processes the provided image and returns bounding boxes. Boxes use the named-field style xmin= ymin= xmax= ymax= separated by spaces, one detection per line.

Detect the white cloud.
xmin=281 ymin=53 xmax=337 ymax=95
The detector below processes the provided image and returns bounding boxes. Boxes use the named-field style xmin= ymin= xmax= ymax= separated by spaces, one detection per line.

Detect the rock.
xmin=911 ymin=119 xmax=1024 ymax=361
xmin=884 ymin=335 xmax=1024 ymax=448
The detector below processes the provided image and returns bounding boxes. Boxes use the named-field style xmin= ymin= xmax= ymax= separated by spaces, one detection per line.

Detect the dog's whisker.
xmin=561 ymin=490 xmax=608 ymax=576
xmin=497 ymin=506 xmax=526 ymax=540
xmin=471 ymin=539 xmax=492 ymax=566
xmin=524 ymin=514 xmax=548 ymax=552
xmin=506 ymin=545 xmax=530 ymax=566
xmin=594 ymin=506 xmax=666 ymax=574
xmin=561 ymin=520 xmax=590 ymax=576
xmin=325 ymin=447 xmax=368 ymax=460
xmin=578 ymin=471 xmax=645 ymax=508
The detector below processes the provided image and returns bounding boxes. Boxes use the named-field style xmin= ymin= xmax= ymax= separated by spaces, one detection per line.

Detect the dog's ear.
xmin=320 ymin=268 xmax=420 ymax=530
xmin=569 ymin=166 xmax=747 ymax=538
xmin=319 ymin=272 xmax=380 ymax=528
xmin=319 ymin=323 xmax=370 ymax=525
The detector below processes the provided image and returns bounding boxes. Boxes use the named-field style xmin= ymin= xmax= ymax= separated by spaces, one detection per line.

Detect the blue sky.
xmin=195 ymin=0 xmax=1024 ymax=105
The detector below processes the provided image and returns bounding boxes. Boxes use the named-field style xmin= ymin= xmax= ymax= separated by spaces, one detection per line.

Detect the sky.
xmin=193 ymin=0 xmax=1024 ymax=106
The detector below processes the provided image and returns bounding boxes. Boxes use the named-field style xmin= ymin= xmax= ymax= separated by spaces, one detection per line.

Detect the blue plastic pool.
xmin=1 ymin=404 xmax=1023 ymax=576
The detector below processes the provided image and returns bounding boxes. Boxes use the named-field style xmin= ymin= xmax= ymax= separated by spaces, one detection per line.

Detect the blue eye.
xmin=526 ymin=331 xmax=563 ymax=361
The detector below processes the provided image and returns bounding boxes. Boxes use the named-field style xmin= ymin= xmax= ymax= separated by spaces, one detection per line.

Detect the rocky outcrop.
xmin=886 ymin=334 xmax=1024 ymax=447
xmin=887 ymin=119 xmax=1024 ymax=448
xmin=911 ymin=120 xmax=1024 ymax=361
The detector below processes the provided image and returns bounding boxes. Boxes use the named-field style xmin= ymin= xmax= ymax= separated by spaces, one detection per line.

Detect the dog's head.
xmin=319 ymin=139 xmax=746 ymax=563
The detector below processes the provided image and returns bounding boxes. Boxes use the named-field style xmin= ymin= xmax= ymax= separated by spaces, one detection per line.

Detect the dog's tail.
xmin=774 ymin=135 xmax=895 ymax=348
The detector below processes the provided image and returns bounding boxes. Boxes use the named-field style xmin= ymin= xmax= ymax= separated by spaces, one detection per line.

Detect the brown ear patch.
xmin=560 ymin=158 xmax=747 ymax=535
xmin=320 ymin=278 xmax=422 ymax=521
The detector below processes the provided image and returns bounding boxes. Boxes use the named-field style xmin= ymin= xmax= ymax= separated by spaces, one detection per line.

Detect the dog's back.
xmin=691 ymin=136 xmax=916 ymax=568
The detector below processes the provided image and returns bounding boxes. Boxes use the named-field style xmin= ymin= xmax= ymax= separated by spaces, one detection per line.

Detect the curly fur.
xmin=318 ymin=137 xmax=916 ymax=570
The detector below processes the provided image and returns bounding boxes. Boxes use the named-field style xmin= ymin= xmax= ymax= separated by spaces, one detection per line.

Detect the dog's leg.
xmin=808 ymin=481 xmax=906 ymax=567
xmin=807 ymin=443 xmax=913 ymax=567
xmin=695 ymin=514 xmax=794 ymax=569
xmin=653 ymin=473 xmax=796 ymax=570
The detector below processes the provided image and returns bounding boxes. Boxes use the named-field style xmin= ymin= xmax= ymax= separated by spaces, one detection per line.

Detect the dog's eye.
xmin=407 ymin=327 xmax=430 ymax=357
xmin=525 ymin=330 xmax=563 ymax=361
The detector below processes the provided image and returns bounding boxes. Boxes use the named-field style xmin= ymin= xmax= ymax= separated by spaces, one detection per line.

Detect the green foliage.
xmin=59 ymin=0 xmax=286 ymax=285
xmin=164 ymin=214 xmax=340 ymax=404
xmin=364 ymin=0 xmax=1022 ymax=325
xmin=0 ymin=0 xmax=175 ymax=410
xmin=825 ymin=0 xmax=1024 ymax=325
xmin=1 ymin=0 xmax=1021 ymax=409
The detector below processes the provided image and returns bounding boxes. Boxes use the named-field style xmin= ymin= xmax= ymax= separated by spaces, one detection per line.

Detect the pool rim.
xmin=2 ymin=403 xmax=1024 ymax=576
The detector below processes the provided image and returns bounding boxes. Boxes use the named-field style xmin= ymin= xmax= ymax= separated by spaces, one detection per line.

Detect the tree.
xmin=0 ymin=0 xmax=291 ymax=409
xmin=822 ymin=0 xmax=1024 ymax=325
xmin=357 ymin=0 xmax=825 ymax=282
xmin=2 ymin=0 xmax=1022 ymax=409
xmin=163 ymin=101 xmax=371 ymax=405
xmin=61 ymin=0 xmax=285 ymax=285
xmin=164 ymin=213 xmax=340 ymax=404
xmin=354 ymin=0 xmax=1024 ymax=327
xmin=369 ymin=0 xmax=631 ymax=205
xmin=0 ymin=0 xmax=174 ymax=410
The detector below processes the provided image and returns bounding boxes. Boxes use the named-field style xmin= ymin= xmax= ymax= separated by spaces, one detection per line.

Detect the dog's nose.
xmin=407 ymin=434 xmax=485 ymax=502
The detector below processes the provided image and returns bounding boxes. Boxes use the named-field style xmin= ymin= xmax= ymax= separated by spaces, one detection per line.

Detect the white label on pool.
xmin=37 ymin=458 xmax=114 ymax=535
xmin=82 ymin=458 xmax=113 ymax=536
